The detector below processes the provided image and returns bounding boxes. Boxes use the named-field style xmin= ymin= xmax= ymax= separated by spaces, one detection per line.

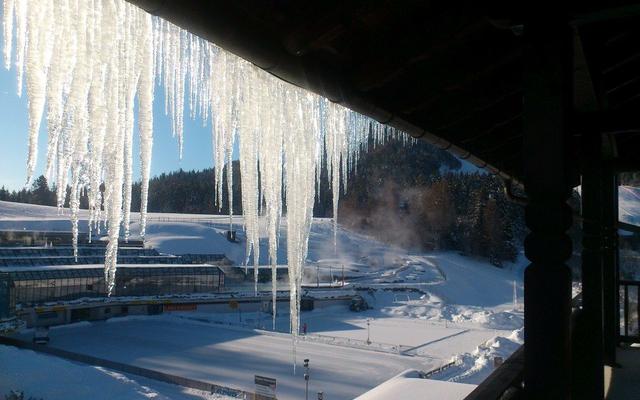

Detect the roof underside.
xmin=128 ymin=1 xmax=640 ymax=182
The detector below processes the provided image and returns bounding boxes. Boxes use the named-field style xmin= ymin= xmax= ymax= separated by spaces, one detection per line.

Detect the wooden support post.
xmin=522 ymin=17 xmax=573 ymax=400
xmin=602 ymin=171 xmax=619 ymax=365
xmin=574 ymin=130 xmax=605 ymax=399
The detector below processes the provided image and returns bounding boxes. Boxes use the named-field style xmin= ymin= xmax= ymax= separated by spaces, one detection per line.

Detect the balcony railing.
xmin=463 ymin=346 xmax=524 ymax=400
xmin=462 ymin=294 xmax=583 ymax=400
xmin=620 ymin=280 xmax=639 ymax=343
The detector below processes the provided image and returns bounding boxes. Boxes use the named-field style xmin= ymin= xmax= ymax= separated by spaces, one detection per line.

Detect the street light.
xmin=304 ymin=358 xmax=310 ymax=400
xmin=366 ymin=318 xmax=371 ymax=345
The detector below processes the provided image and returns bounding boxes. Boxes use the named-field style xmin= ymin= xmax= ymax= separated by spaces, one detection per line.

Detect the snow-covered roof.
xmin=355 ymin=370 xmax=476 ymax=400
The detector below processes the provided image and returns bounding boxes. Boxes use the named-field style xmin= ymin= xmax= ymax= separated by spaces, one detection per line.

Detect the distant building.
xmin=1 ymin=264 xmax=224 ymax=305
xmin=0 ymin=231 xmax=228 ymax=327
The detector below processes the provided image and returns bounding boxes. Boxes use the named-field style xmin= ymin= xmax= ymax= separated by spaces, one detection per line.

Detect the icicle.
xmin=44 ymin=0 xmax=71 ymax=182
xmin=138 ymin=12 xmax=154 ymax=240
xmin=237 ymin=64 xmax=261 ymax=295
xmin=284 ymin=88 xmax=319 ymax=368
xmin=259 ymin=80 xmax=284 ymax=330
xmin=13 ymin=0 xmax=26 ymax=97
xmin=121 ymin=6 xmax=140 ymax=243
xmin=70 ymin=170 xmax=80 ymax=260
xmin=3 ymin=0 xmax=14 ymax=70
xmin=5 ymin=0 xmax=411 ymax=348
xmin=24 ymin=0 xmax=48 ymax=184
xmin=325 ymin=102 xmax=348 ymax=252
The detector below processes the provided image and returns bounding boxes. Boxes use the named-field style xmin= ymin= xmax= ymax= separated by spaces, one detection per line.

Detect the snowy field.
xmin=0 ymin=344 xmax=231 ymax=400
xmin=13 ymin=316 xmax=436 ymax=400
xmin=0 ymin=200 xmax=409 ymax=273
xmin=1 ymin=201 xmax=531 ymax=398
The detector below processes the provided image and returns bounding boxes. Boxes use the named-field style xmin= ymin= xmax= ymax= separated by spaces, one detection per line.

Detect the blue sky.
xmin=0 ymin=27 xmax=219 ymax=191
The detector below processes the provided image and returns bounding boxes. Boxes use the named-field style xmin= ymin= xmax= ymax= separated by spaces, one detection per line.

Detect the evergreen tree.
xmin=30 ymin=176 xmax=56 ymax=206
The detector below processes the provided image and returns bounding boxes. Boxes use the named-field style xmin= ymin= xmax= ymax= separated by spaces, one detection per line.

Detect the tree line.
xmin=0 ymin=139 xmax=524 ymax=264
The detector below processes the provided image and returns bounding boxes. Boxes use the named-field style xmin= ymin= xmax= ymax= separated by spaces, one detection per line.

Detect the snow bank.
xmin=429 ymin=328 xmax=524 ymax=385
xmin=355 ymin=369 xmax=476 ymax=400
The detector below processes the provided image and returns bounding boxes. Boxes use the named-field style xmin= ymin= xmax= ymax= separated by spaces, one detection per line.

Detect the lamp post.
xmin=304 ymin=358 xmax=310 ymax=400
xmin=366 ymin=318 xmax=371 ymax=345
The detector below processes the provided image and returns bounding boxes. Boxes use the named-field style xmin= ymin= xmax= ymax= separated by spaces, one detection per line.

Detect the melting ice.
xmin=3 ymin=0 xmax=409 ymax=356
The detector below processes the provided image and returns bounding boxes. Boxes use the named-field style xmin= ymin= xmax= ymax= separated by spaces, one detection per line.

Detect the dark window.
xmin=37 ymin=311 xmax=58 ymax=320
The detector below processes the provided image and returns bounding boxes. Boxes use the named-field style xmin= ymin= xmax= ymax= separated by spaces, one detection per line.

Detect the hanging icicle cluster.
xmin=3 ymin=0 xmax=409 ymax=352
xmin=3 ymin=0 xmax=155 ymax=292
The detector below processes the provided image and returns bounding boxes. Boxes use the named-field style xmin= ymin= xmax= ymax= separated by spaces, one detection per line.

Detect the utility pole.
xmin=316 ymin=265 xmax=320 ymax=288
xmin=304 ymin=358 xmax=310 ymax=400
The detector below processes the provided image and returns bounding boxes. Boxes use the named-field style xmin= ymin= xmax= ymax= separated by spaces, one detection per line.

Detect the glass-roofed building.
xmin=1 ymin=264 xmax=224 ymax=305
xmin=0 ymin=238 xmax=230 ymax=328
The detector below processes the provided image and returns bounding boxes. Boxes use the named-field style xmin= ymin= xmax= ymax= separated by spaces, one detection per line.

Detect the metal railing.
xmin=620 ymin=280 xmax=640 ymax=343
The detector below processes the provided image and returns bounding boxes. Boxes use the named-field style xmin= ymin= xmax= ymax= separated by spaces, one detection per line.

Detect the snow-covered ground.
xmin=0 ymin=200 xmax=409 ymax=272
xmin=620 ymin=185 xmax=640 ymax=227
xmin=0 ymin=200 xmax=531 ymax=399
xmin=355 ymin=370 xmax=476 ymax=400
xmin=13 ymin=315 xmax=436 ymax=400
xmin=0 ymin=344 xmax=233 ymax=400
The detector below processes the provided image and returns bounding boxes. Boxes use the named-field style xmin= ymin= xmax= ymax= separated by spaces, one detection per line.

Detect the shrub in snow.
xmin=3 ymin=391 xmax=42 ymax=400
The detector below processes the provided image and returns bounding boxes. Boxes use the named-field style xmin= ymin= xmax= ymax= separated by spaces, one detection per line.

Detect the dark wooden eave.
xmin=126 ymin=0 xmax=640 ymax=182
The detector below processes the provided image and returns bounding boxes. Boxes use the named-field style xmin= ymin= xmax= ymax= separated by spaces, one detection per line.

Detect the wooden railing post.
xmin=602 ymin=171 xmax=619 ymax=365
xmin=574 ymin=129 xmax=605 ymax=399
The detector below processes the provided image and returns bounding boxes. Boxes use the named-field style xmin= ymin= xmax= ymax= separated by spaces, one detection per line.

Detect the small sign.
xmin=254 ymin=375 xmax=277 ymax=399
xmin=229 ymin=300 xmax=239 ymax=310
xmin=164 ymin=303 xmax=197 ymax=312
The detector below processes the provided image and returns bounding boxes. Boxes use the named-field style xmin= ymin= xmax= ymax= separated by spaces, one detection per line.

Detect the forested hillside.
xmin=0 ymin=139 xmax=524 ymax=263
xmin=337 ymin=139 xmax=522 ymax=264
